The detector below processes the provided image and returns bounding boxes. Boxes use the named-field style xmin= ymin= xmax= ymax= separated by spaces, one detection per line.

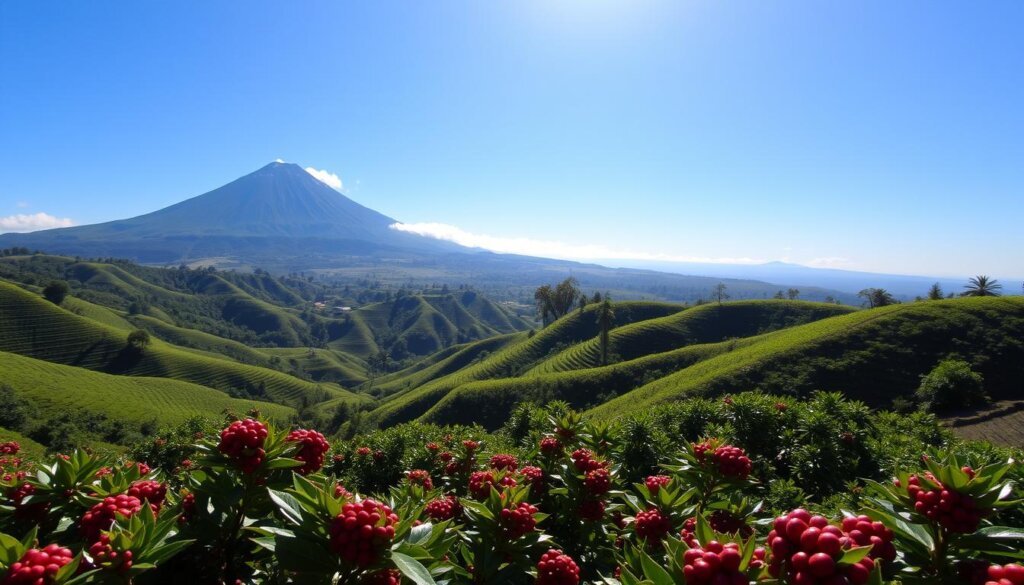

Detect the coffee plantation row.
xmin=0 ymin=393 xmax=1021 ymax=584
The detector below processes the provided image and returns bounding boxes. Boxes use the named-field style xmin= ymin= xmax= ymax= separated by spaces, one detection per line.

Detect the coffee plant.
xmin=0 ymin=399 xmax=1018 ymax=584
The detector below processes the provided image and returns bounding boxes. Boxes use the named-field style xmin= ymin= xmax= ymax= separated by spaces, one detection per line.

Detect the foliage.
xmin=915 ymin=359 xmax=987 ymax=412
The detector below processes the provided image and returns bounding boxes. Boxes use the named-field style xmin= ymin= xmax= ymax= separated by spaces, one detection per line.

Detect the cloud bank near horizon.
xmin=0 ymin=212 xmax=75 ymax=233
xmin=389 ymin=221 xmax=764 ymax=265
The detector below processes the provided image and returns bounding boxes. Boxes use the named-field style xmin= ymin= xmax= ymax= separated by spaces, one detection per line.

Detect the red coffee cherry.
xmin=635 ymin=507 xmax=672 ymax=542
xmin=87 ymin=534 xmax=133 ymax=573
xmin=584 ymin=467 xmax=611 ymax=496
xmin=286 ymin=429 xmax=330 ymax=475
xmin=127 ymin=480 xmax=167 ymax=509
xmin=218 ymin=419 xmax=268 ymax=474
xmin=535 ymin=549 xmax=580 ymax=585
xmin=424 ymin=495 xmax=462 ymax=521
xmin=499 ymin=502 xmax=539 ymax=539
xmin=406 ymin=469 xmax=433 ymax=490
xmin=80 ymin=495 xmax=145 ymax=543
xmin=645 ymin=475 xmax=671 ymax=494
xmin=489 ymin=454 xmax=518 ymax=471
xmin=328 ymin=499 xmax=398 ymax=568
xmin=3 ymin=544 xmax=74 ymax=584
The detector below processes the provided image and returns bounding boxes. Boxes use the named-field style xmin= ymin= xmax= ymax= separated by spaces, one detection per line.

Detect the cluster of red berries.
xmin=3 ymin=544 xmax=74 ymax=584
xmin=489 ymin=454 xmax=518 ymax=471
xmin=984 ymin=564 xmax=1024 ymax=585
xmin=359 ymin=569 xmax=402 ymax=585
xmin=539 ymin=437 xmax=562 ymax=457
xmin=87 ymin=534 xmax=133 ymax=573
xmin=681 ymin=541 xmax=748 ymax=585
xmin=521 ymin=465 xmax=544 ymax=492
xmin=424 ymin=495 xmax=462 ymax=521
xmin=469 ymin=471 xmax=497 ymax=500
xmin=571 ymin=449 xmax=605 ymax=472
xmin=80 ymin=495 xmax=145 ymax=542
xmin=425 ymin=441 xmax=440 ymax=453
xmin=645 ymin=475 xmax=671 ymax=494
xmin=903 ymin=471 xmax=985 ymax=533
xmin=584 ymin=467 xmax=611 ymax=496
xmin=406 ymin=469 xmax=433 ymax=490
xmin=328 ymin=499 xmax=398 ymax=567
xmin=127 ymin=480 xmax=167 ymax=509
xmin=840 ymin=515 xmax=896 ymax=562
xmin=0 ymin=442 xmax=20 ymax=455
xmin=218 ymin=419 xmax=268 ymax=474
xmin=286 ymin=429 xmax=330 ymax=474
xmin=355 ymin=446 xmax=372 ymax=457
xmin=499 ymin=502 xmax=538 ymax=539
xmin=634 ymin=507 xmax=672 ymax=542
xmin=693 ymin=442 xmax=752 ymax=479
xmin=462 ymin=440 xmax=479 ymax=452
xmin=535 ymin=549 xmax=580 ymax=585
xmin=766 ymin=509 xmax=876 ymax=585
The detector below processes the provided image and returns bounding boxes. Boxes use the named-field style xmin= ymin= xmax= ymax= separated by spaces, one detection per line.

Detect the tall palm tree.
xmin=963 ymin=275 xmax=1002 ymax=297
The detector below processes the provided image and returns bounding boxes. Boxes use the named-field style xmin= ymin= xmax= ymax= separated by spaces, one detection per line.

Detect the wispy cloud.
xmin=16 ymin=201 xmax=29 ymax=209
xmin=389 ymin=222 xmax=764 ymax=264
xmin=304 ymin=166 xmax=343 ymax=191
xmin=0 ymin=212 xmax=75 ymax=233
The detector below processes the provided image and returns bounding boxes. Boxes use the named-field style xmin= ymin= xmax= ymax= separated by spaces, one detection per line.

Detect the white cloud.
xmin=0 ymin=212 xmax=75 ymax=233
xmin=274 ymin=158 xmax=285 ymax=163
xmin=389 ymin=222 xmax=764 ymax=264
xmin=304 ymin=166 xmax=343 ymax=191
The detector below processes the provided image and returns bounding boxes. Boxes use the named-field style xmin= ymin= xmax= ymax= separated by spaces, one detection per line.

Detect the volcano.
xmin=0 ymin=162 xmax=461 ymax=264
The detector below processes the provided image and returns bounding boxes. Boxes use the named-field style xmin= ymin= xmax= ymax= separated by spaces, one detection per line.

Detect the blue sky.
xmin=1 ymin=1 xmax=1021 ymax=277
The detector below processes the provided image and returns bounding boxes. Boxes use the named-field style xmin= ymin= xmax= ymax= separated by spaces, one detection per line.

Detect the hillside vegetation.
xmin=370 ymin=301 xmax=688 ymax=426
xmin=0 ymin=280 xmax=362 ymax=408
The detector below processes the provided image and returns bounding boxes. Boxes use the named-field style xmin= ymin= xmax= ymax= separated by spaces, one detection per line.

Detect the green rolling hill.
xmin=0 ymin=280 xmax=363 ymax=408
xmin=0 ymin=350 xmax=295 ymax=426
xmin=369 ymin=301 xmax=687 ymax=426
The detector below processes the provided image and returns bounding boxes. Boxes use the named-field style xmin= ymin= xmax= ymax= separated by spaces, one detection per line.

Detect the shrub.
xmin=916 ymin=358 xmax=987 ymax=411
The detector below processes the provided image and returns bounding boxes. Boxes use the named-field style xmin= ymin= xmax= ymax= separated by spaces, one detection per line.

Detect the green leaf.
xmin=268 ymin=489 xmax=305 ymax=526
xmin=837 ymin=545 xmax=872 ymax=566
xmin=264 ymin=458 xmax=304 ymax=470
xmin=406 ymin=522 xmax=433 ymax=546
xmin=392 ymin=551 xmax=436 ymax=585
xmin=695 ymin=512 xmax=715 ymax=546
xmin=638 ymin=547 xmax=674 ymax=585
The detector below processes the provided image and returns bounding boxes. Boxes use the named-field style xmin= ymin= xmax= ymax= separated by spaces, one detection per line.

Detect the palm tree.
xmin=963 ymin=275 xmax=1002 ymax=297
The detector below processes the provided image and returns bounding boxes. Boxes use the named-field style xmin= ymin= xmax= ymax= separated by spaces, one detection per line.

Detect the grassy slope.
xmin=420 ymin=301 xmax=854 ymax=428
xmin=0 ymin=280 xmax=364 ymax=408
xmin=259 ymin=347 xmax=369 ymax=388
xmin=528 ymin=300 xmax=855 ymax=374
xmin=370 ymin=301 xmax=685 ymax=426
xmin=0 ymin=427 xmax=47 ymax=458
xmin=371 ymin=332 xmax=527 ymax=399
xmin=0 ymin=350 xmax=294 ymax=425
xmin=587 ymin=297 xmax=1024 ymax=419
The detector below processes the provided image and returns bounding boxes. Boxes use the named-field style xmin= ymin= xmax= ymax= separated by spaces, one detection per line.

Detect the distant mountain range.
xmin=2 ymin=161 xmax=987 ymax=303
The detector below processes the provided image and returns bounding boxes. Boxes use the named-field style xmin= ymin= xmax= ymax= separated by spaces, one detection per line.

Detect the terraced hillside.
xmin=370 ymin=301 xmax=686 ymax=426
xmin=528 ymin=300 xmax=854 ymax=374
xmin=0 ymin=350 xmax=294 ymax=426
xmin=327 ymin=291 xmax=532 ymax=360
xmin=0 ymin=280 xmax=364 ymax=408
xmin=404 ymin=297 xmax=1024 ymax=429
xmin=587 ymin=297 xmax=1024 ymax=419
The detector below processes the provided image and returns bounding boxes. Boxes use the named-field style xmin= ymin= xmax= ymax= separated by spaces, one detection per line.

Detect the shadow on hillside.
xmin=104 ymin=346 xmax=145 ymax=374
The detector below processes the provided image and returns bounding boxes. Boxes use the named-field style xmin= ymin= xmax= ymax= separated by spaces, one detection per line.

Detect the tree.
xmin=43 ymin=280 xmax=69 ymax=305
xmin=712 ymin=283 xmax=730 ymax=305
xmin=786 ymin=288 xmax=800 ymax=300
xmin=534 ymin=277 xmax=582 ymax=326
xmin=127 ymin=329 xmax=151 ymax=351
xmin=915 ymin=359 xmax=986 ymax=412
xmin=927 ymin=283 xmax=944 ymax=300
xmin=596 ymin=297 xmax=615 ymax=366
xmin=773 ymin=290 xmax=785 ymax=299
xmin=962 ymin=275 xmax=1002 ymax=297
xmin=858 ymin=288 xmax=897 ymax=308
